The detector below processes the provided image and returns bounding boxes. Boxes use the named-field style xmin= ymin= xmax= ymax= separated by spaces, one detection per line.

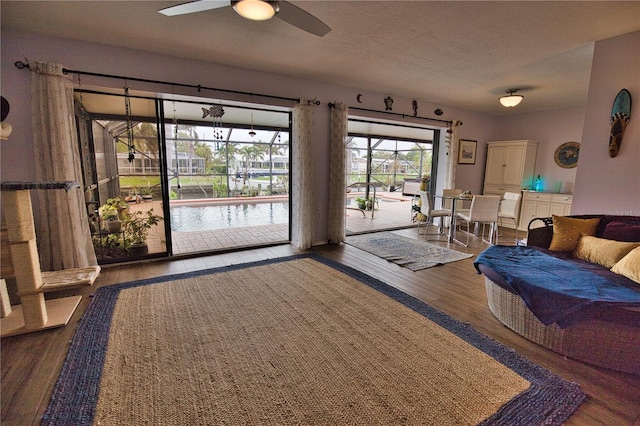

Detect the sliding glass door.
xmin=345 ymin=118 xmax=439 ymax=234
xmin=76 ymin=100 xmax=168 ymax=263
xmin=75 ymin=90 xmax=292 ymax=263
xmin=163 ymin=100 xmax=291 ymax=255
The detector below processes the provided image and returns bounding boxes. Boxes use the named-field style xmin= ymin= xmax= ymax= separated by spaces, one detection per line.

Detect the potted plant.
xmin=354 ymin=196 xmax=378 ymax=211
xmin=122 ymin=208 xmax=163 ymax=256
xmin=139 ymin=186 xmax=155 ymax=201
xmin=420 ymin=175 xmax=430 ymax=191
xmin=104 ymin=197 xmax=129 ymax=218
xmin=92 ymin=233 xmax=127 ymax=258
xmin=125 ymin=187 xmax=141 ymax=204
xmin=98 ymin=204 xmax=122 ymax=233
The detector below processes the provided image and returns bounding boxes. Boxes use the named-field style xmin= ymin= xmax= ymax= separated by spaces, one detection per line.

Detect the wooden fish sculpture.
xmin=608 ymin=89 xmax=632 ymax=158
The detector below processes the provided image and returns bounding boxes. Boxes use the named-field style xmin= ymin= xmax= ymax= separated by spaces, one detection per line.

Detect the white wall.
xmin=573 ymin=31 xmax=640 ymax=216
xmin=494 ymin=105 xmax=585 ymax=193
xmin=449 ymin=115 xmax=498 ymax=196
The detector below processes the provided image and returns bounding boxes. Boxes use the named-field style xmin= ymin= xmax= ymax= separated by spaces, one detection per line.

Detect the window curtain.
xmin=29 ymin=61 xmax=97 ymax=270
xmin=444 ymin=120 xmax=463 ymax=189
xmin=327 ymin=102 xmax=348 ymax=243
xmin=290 ymin=100 xmax=314 ymax=249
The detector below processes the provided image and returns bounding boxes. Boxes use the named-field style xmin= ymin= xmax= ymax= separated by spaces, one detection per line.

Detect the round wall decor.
xmin=554 ymin=141 xmax=580 ymax=168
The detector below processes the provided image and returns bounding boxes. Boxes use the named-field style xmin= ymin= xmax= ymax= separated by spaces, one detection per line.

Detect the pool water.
xmin=170 ymin=202 xmax=289 ymax=232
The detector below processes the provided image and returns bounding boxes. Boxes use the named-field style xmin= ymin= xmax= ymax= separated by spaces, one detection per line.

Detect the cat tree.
xmin=1 ymin=181 xmax=100 ymax=337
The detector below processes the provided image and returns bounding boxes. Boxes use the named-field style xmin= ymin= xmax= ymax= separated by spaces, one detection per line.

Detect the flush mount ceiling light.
xmin=232 ymin=0 xmax=279 ymax=21
xmin=499 ymin=89 xmax=524 ymax=107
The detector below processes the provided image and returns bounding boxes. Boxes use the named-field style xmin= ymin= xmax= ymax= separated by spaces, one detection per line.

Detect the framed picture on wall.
xmin=458 ymin=139 xmax=477 ymax=164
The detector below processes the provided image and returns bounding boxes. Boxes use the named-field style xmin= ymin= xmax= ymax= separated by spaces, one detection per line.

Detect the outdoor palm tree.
xmin=215 ymin=142 xmax=238 ymax=196
xmin=238 ymin=145 xmax=263 ymax=184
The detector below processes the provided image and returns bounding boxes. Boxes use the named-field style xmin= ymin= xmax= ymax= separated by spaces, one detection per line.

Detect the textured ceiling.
xmin=3 ymin=1 xmax=640 ymax=116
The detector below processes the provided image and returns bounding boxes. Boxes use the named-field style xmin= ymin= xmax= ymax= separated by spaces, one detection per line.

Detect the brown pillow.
xmin=611 ymin=246 xmax=640 ymax=284
xmin=548 ymin=215 xmax=600 ymax=252
xmin=573 ymin=235 xmax=639 ymax=268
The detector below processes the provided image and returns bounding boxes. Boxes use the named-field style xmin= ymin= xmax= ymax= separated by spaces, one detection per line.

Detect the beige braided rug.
xmin=44 ymin=255 xmax=586 ymax=425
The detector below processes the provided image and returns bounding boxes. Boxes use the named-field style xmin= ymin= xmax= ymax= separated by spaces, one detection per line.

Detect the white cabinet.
xmin=519 ymin=192 xmax=551 ymax=230
xmin=550 ymin=194 xmax=573 ymax=216
xmin=483 ymin=140 xmax=538 ymax=196
xmin=519 ymin=191 xmax=572 ymax=231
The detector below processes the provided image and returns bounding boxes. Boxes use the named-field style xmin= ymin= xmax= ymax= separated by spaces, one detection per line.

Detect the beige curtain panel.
xmin=327 ymin=102 xmax=348 ymax=244
xmin=290 ymin=100 xmax=314 ymax=249
xmin=29 ymin=61 xmax=97 ymax=270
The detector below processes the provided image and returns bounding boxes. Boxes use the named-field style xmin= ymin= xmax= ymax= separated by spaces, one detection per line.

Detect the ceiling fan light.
xmin=499 ymin=89 xmax=524 ymax=107
xmin=232 ymin=0 xmax=279 ymax=21
xmin=500 ymin=95 xmax=524 ymax=107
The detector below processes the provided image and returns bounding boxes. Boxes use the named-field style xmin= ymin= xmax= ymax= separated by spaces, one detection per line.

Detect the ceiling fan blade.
xmin=158 ymin=0 xmax=230 ymax=16
xmin=276 ymin=1 xmax=331 ymax=37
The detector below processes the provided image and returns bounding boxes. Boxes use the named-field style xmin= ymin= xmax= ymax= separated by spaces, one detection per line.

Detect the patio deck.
xmin=144 ymin=192 xmax=421 ymax=255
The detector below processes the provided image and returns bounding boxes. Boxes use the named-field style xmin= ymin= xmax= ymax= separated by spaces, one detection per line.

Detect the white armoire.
xmin=483 ymin=140 xmax=538 ymax=196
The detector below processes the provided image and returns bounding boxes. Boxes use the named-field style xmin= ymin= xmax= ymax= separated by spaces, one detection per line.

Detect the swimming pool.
xmin=170 ymin=202 xmax=289 ymax=232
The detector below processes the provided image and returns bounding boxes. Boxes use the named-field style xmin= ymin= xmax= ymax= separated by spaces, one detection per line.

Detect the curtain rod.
xmin=14 ymin=60 xmax=301 ymax=104
xmin=330 ymin=102 xmax=453 ymax=126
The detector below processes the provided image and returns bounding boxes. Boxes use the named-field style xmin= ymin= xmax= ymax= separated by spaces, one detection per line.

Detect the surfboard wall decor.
xmin=609 ymin=88 xmax=632 ymax=158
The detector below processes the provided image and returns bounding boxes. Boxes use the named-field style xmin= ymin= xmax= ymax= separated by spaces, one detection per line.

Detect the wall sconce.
xmin=499 ymin=89 xmax=524 ymax=107
xmin=232 ymin=0 xmax=279 ymax=21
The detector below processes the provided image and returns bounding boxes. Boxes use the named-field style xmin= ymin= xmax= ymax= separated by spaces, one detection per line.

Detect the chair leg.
xmin=497 ymin=218 xmax=519 ymax=245
xmin=493 ymin=222 xmax=498 ymax=244
xmin=453 ymin=219 xmax=471 ymax=247
xmin=421 ymin=216 xmax=449 ymax=241
xmin=419 ymin=218 xmax=427 ymax=238
xmin=481 ymin=222 xmax=499 ymax=245
xmin=417 ymin=216 xmax=433 ymax=238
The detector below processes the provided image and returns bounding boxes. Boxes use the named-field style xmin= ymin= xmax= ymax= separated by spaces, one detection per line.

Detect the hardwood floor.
xmin=2 ymin=228 xmax=639 ymax=425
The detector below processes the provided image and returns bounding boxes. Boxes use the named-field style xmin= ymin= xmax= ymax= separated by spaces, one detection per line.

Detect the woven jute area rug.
xmin=43 ymin=255 xmax=585 ymax=425
xmin=346 ymin=232 xmax=473 ymax=271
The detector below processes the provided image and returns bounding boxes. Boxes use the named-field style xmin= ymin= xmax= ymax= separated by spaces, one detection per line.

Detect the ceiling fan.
xmin=159 ymin=0 xmax=331 ymax=37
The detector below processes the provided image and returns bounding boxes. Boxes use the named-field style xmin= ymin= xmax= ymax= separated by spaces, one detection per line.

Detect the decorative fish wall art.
xmin=202 ymin=105 xmax=225 ymax=119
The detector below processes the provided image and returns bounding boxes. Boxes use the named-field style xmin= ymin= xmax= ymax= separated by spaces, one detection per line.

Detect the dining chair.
xmin=417 ymin=190 xmax=452 ymax=239
xmin=441 ymin=188 xmax=463 ymax=209
xmin=497 ymin=191 xmax=522 ymax=243
xmin=454 ymin=195 xmax=501 ymax=246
